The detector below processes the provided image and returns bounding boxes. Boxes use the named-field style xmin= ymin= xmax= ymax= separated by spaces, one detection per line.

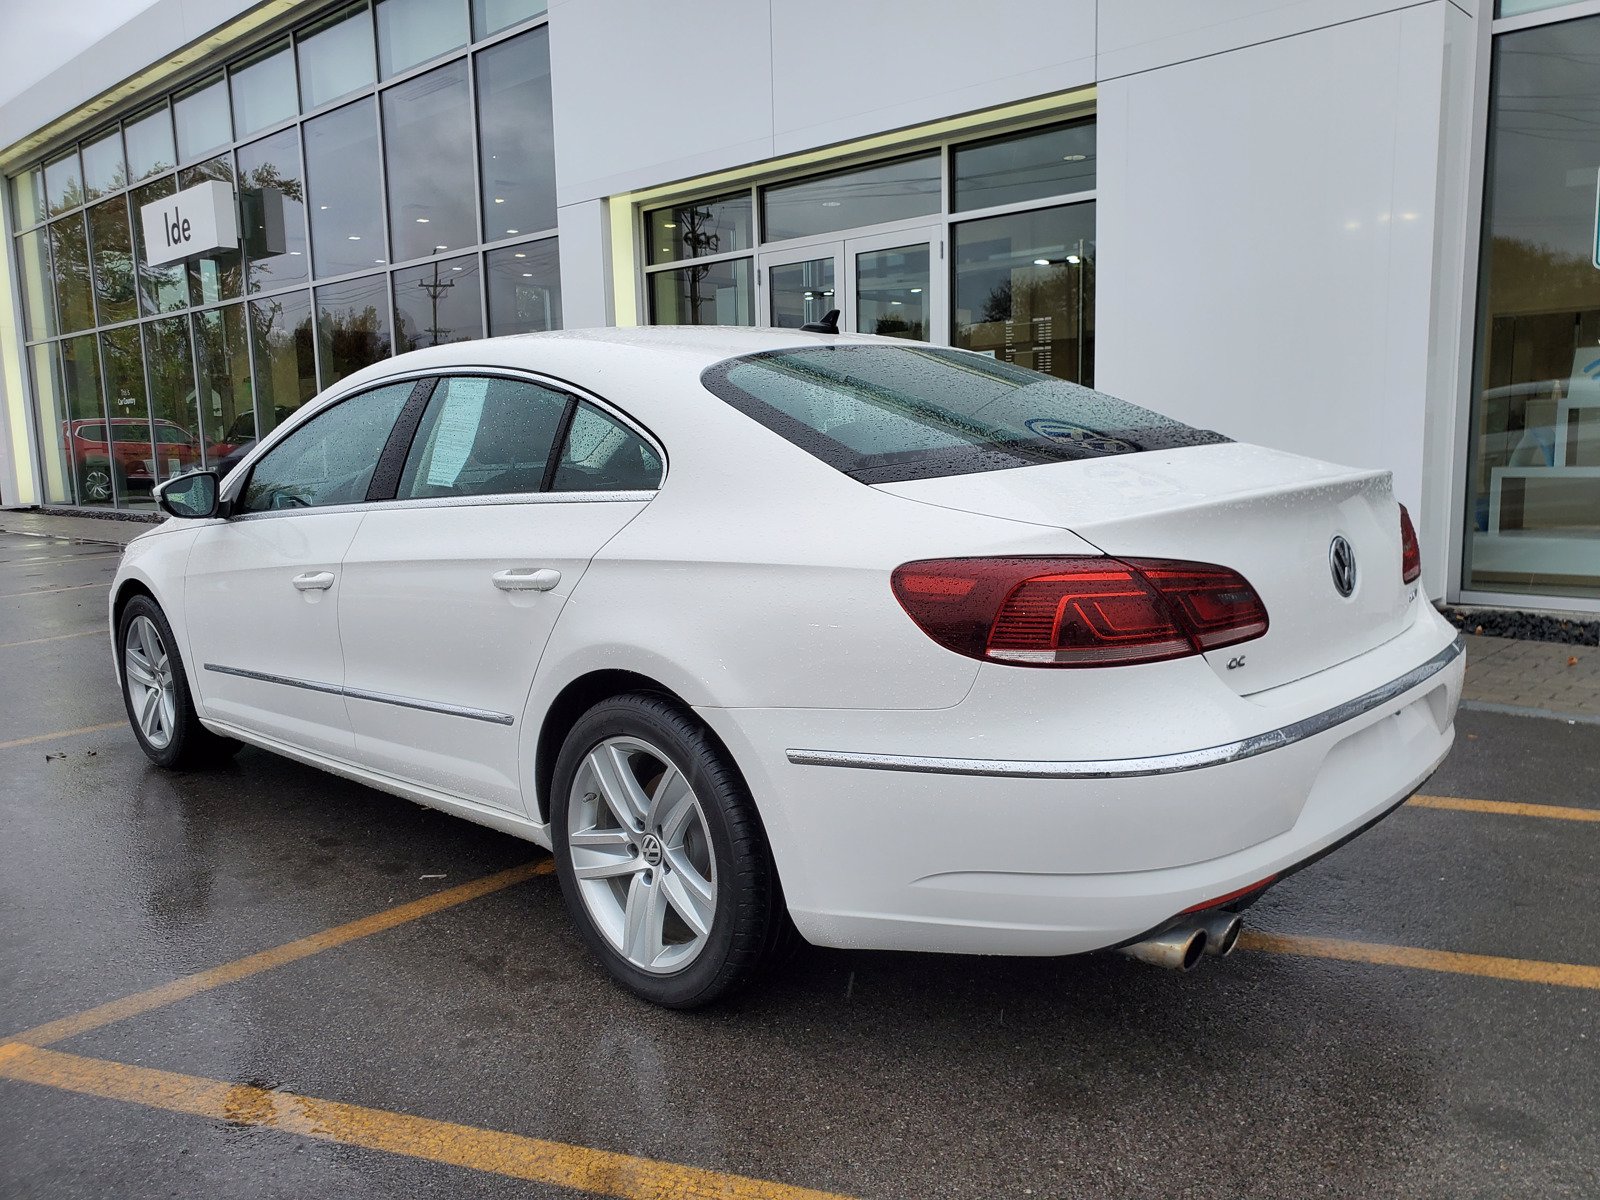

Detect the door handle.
xmin=292 ymin=571 xmax=336 ymax=592
xmin=492 ymin=567 xmax=561 ymax=592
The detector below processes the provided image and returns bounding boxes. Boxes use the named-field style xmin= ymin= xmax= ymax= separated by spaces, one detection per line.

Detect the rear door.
xmin=337 ymin=374 xmax=661 ymax=812
xmin=183 ymin=381 xmax=418 ymax=756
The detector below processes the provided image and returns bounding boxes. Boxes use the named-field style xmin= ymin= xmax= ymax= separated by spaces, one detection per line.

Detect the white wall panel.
xmin=1095 ymin=6 xmax=1454 ymax=520
xmin=1097 ymin=0 xmax=1467 ymax=79
xmin=769 ymin=0 xmax=1094 ymax=158
xmin=548 ymin=0 xmax=775 ymax=206
xmin=556 ymin=199 xmax=610 ymax=328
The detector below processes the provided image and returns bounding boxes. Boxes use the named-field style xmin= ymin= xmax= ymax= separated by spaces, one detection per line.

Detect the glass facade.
xmin=1466 ymin=11 xmax=1600 ymax=601
xmin=8 ymin=0 xmax=558 ymax=511
xmin=644 ymin=119 xmax=1096 ymax=387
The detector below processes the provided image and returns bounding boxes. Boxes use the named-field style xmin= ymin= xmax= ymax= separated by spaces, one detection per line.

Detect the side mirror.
xmin=156 ymin=470 xmax=220 ymax=520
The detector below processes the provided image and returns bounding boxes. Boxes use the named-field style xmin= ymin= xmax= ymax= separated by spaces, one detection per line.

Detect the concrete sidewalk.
xmin=4 ymin=508 xmax=1595 ymax=721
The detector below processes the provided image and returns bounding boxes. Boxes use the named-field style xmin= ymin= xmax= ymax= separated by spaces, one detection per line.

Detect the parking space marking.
xmin=0 ymin=628 xmax=105 ymax=650
xmin=0 ymin=1043 xmax=854 ymax=1200
xmin=1409 ymin=794 xmax=1600 ymax=822
xmin=1241 ymin=931 xmax=1600 ymax=990
xmin=0 ymin=721 xmax=127 ymax=752
xmin=11 ymin=860 xmax=553 ymax=1047
xmin=0 ymin=581 xmax=110 ymax=600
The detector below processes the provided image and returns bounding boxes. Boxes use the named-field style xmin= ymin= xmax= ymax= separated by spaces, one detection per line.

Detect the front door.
xmin=761 ymin=226 xmax=944 ymax=342
xmin=183 ymin=381 xmax=416 ymax=757
xmin=336 ymin=375 xmax=661 ymax=814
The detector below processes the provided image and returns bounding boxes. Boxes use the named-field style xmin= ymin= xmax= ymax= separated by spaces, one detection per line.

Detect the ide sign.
xmin=139 ymin=180 xmax=238 ymax=267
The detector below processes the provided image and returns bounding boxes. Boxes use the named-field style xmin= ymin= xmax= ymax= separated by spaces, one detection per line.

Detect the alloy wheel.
xmin=123 ymin=614 xmax=176 ymax=750
xmin=83 ymin=468 xmax=112 ymax=503
xmin=566 ymin=736 xmax=718 ymax=974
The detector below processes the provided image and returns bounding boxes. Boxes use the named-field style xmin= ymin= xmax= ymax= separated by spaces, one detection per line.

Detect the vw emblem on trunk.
xmin=1329 ymin=536 xmax=1357 ymax=598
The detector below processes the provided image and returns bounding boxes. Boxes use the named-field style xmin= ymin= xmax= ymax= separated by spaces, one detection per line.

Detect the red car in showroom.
xmin=62 ymin=418 xmax=202 ymax=502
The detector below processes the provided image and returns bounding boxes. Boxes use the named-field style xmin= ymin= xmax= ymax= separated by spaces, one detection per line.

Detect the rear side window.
xmin=397 ymin=376 xmax=569 ymax=500
xmin=239 ymin=382 xmax=413 ymax=513
xmin=701 ymin=344 xmax=1229 ymax=484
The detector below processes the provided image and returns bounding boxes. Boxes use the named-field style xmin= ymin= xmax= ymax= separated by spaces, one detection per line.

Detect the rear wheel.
xmin=551 ymin=693 xmax=781 ymax=1008
xmin=117 ymin=595 xmax=240 ymax=768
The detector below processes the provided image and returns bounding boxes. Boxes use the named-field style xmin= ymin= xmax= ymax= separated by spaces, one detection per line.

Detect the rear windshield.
xmin=701 ymin=344 xmax=1229 ymax=484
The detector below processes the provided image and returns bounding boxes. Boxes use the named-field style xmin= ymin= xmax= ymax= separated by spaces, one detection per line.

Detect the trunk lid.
xmin=876 ymin=442 xmax=1417 ymax=693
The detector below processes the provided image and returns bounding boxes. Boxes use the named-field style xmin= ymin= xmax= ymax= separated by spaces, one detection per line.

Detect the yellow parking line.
xmin=0 ymin=628 xmax=105 ymax=650
xmin=0 ymin=1043 xmax=855 ymax=1200
xmin=1240 ymin=931 xmax=1600 ymax=990
xmin=11 ymin=860 xmax=553 ymax=1047
xmin=0 ymin=581 xmax=110 ymax=600
xmin=1409 ymin=794 xmax=1600 ymax=823
xmin=0 ymin=721 xmax=126 ymax=752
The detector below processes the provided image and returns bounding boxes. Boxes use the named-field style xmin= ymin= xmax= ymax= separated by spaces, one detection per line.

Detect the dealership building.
xmin=0 ymin=0 xmax=1595 ymax=611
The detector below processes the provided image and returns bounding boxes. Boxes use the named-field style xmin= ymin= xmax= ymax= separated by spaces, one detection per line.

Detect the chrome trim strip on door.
xmin=786 ymin=637 xmax=1464 ymax=781
xmin=202 ymin=664 xmax=516 ymax=726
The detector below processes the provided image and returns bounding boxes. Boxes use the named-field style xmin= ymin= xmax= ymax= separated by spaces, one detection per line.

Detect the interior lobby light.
xmin=910 ymin=287 xmax=922 ymax=293
xmin=663 ymin=222 xmax=677 ymax=229
xmin=514 ymin=252 xmax=526 ymax=258
xmin=416 ymin=217 xmax=429 ymax=223
xmin=348 ymin=235 xmax=361 ymax=240
xmin=1065 ymin=254 xmax=1081 ymax=264
xmin=506 ymin=229 xmax=519 ymax=234
xmin=1033 ymin=258 xmax=1050 ymax=265
xmin=821 ymin=201 xmax=841 ymax=207
xmin=494 ymin=197 xmax=505 ymax=204
xmin=1063 ymin=153 xmax=1087 ymax=162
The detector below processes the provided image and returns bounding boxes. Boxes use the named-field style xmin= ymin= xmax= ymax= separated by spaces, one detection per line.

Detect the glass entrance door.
xmin=764 ymin=243 xmax=839 ymax=330
xmin=847 ymin=227 xmax=940 ymax=341
xmin=760 ymin=226 xmax=944 ymax=341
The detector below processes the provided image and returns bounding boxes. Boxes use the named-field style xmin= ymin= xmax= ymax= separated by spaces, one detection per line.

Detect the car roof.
xmin=331 ymin=325 xmax=893 ymax=392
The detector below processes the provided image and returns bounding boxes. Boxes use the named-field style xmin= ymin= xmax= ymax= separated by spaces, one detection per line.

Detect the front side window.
xmin=702 ymin=344 xmax=1227 ymax=485
xmin=240 ymin=382 xmax=412 ymax=513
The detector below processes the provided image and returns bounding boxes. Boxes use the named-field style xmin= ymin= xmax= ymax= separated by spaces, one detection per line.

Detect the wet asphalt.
xmin=0 ymin=528 xmax=1597 ymax=1200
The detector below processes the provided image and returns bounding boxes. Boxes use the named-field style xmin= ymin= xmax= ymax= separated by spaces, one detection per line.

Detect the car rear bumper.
xmin=697 ymin=608 xmax=1464 ymax=956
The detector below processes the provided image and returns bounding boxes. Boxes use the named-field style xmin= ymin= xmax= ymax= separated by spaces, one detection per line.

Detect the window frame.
xmin=228 ymin=365 xmax=665 ymax=518
xmin=383 ymin=367 xmax=667 ymax=508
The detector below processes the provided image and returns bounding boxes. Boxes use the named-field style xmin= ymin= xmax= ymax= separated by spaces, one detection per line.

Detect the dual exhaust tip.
xmin=1116 ymin=911 xmax=1243 ymax=972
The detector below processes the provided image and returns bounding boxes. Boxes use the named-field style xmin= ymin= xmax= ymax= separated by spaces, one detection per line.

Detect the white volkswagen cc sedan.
xmin=113 ymin=326 xmax=1464 ymax=1007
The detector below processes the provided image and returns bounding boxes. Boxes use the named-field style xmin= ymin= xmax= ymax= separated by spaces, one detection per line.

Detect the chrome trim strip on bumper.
xmin=786 ymin=636 xmax=1464 ymax=781
xmin=202 ymin=664 xmax=515 ymax=726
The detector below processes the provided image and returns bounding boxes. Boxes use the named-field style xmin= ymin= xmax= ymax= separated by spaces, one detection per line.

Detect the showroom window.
xmin=1465 ymin=9 xmax=1600 ymax=602
xmin=641 ymin=116 xmax=1096 ymax=386
xmin=7 ymin=0 xmax=558 ymax=511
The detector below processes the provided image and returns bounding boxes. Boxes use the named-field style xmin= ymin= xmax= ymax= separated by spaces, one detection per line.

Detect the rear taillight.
xmin=1399 ymin=504 xmax=1421 ymax=585
xmin=891 ymin=557 xmax=1268 ymax=668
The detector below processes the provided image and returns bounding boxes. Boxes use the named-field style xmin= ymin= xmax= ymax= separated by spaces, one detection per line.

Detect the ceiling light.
xmin=910 ymin=287 xmax=922 ymax=294
xmin=1065 ymin=254 xmax=1081 ymax=264
xmin=1062 ymin=154 xmax=1087 ymax=162
xmin=1033 ymin=258 xmax=1049 ymax=266
xmin=289 ymin=250 xmax=301 ymax=255
xmin=514 ymin=252 xmax=526 ymax=258
xmin=820 ymin=201 xmax=841 ymax=207
xmin=375 ymin=258 xmax=385 ymax=263
xmin=506 ymin=229 xmax=518 ymax=235
xmin=494 ymin=197 xmax=505 ymax=204
xmin=318 ymin=204 xmax=328 ymax=210
xmin=416 ymin=217 xmax=429 ymax=223
xmin=521 ymin=272 xmax=532 ymax=277
xmin=451 ymin=266 xmax=463 ymax=272
xmin=348 ymin=235 xmax=361 ymax=240
xmin=663 ymin=222 xmax=677 ymax=229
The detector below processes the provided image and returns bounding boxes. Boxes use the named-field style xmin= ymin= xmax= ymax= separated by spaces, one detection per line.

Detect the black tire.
xmin=551 ymin=692 xmax=783 ymax=1008
xmin=116 ymin=595 xmax=241 ymax=769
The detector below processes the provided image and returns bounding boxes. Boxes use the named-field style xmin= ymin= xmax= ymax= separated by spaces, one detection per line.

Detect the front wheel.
xmin=117 ymin=595 xmax=240 ymax=768
xmin=551 ymin=693 xmax=782 ymax=1008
